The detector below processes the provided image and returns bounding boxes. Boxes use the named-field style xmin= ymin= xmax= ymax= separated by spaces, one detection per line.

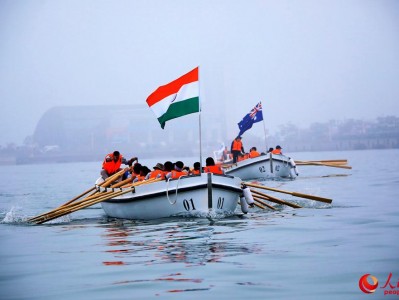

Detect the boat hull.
xmin=98 ymin=173 xmax=243 ymax=220
xmin=224 ymin=154 xmax=298 ymax=180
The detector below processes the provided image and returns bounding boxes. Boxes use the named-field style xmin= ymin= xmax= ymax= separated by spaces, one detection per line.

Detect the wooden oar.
xmin=295 ymin=161 xmax=352 ymax=169
xmin=28 ymin=190 xmax=114 ymax=222
xmin=110 ymin=177 xmax=134 ymax=188
xmin=296 ymin=159 xmax=348 ymax=164
xmin=243 ymin=182 xmax=332 ymax=204
xmin=253 ymin=196 xmax=277 ymax=210
xmin=55 ymin=168 xmax=130 ymax=208
xmin=100 ymin=168 xmax=129 ymax=187
xmin=35 ymin=188 xmax=134 ymax=224
xmin=30 ymin=177 xmax=162 ymax=224
xmin=251 ymin=189 xmax=302 ymax=208
xmin=58 ymin=186 xmax=97 ymax=208
xmin=129 ymin=177 xmax=162 ymax=187
xmin=253 ymin=201 xmax=266 ymax=210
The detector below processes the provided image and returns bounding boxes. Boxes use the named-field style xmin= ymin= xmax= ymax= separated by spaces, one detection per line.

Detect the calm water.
xmin=1 ymin=149 xmax=398 ymax=300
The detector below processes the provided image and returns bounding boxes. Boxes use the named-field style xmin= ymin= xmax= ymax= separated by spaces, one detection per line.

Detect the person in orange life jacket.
xmin=271 ymin=145 xmax=283 ymax=155
xmin=231 ymin=136 xmax=245 ymax=163
xmin=163 ymin=161 xmax=174 ymax=177
xmin=190 ymin=162 xmax=201 ymax=175
xmin=237 ymin=152 xmax=249 ymax=162
xmin=101 ymin=151 xmax=137 ymax=180
xmin=130 ymin=163 xmax=142 ymax=182
xmin=166 ymin=161 xmax=188 ymax=180
xmin=203 ymin=157 xmax=224 ymax=175
xmin=136 ymin=166 xmax=151 ymax=182
xmin=145 ymin=163 xmax=165 ymax=180
xmin=267 ymin=147 xmax=274 ymax=154
xmin=249 ymin=147 xmax=260 ymax=158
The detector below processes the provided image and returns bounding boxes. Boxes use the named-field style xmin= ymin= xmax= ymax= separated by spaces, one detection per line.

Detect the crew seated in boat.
xmin=163 ymin=161 xmax=174 ymax=177
xmin=237 ymin=153 xmax=250 ymax=162
xmin=145 ymin=163 xmax=166 ymax=180
xmin=267 ymin=147 xmax=274 ymax=153
xmin=129 ymin=163 xmax=142 ymax=182
xmin=166 ymin=161 xmax=188 ymax=180
xmin=135 ymin=166 xmax=151 ymax=182
xmin=249 ymin=147 xmax=260 ymax=158
xmin=190 ymin=162 xmax=201 ymax=175
xmin=271 ymin=145 xmax=283 ymax=155
xmin=101 ymin=151 xmax=137 ymax=180
xmin=203 ymin=157 xmax=224 ymax=175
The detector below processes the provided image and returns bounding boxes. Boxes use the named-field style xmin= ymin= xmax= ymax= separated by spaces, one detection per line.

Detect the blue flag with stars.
xmin=237 ymin=102 xmax=263 ymax=136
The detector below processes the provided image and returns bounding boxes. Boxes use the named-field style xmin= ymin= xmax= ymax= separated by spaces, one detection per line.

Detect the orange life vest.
xmin=191 ymin=169 xmax=201 ymax=175
xmin=238 ymin=153 xmax=249 ymax=162
xmin=102 ymin=153 xmax=123 ymax=175
xmin=169 ymin=170 xmax=188 ymax=179
xmin=249 ymin=150 xmax=260 ymax=158
xmin=271 ymin=149 xmax=282 ymax=155
xmin=149 ymin=169 xmax=165 ymax=179
xmin=135 ymin=175 xmax=145 ymax=181
xmin=204 ymin=165 xmax=224 ymax=175
xmin=232 ymin=140 xmax=243 ymax=151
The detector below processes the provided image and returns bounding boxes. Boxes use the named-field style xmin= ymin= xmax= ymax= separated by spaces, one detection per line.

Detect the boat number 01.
xmin=183 ymin=199 xmax=196 ymax=211
xmin=217 ymin=197 xmax=224 ymax=209
xmin=183 ymin=197 xmax=225 ymax=210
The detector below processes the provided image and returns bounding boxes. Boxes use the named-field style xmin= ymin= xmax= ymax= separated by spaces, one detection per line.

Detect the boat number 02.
xmin=183 ymin=199 xmax=196 ymax=211
xmin=259 ymin=166 xmax=266 ymax=173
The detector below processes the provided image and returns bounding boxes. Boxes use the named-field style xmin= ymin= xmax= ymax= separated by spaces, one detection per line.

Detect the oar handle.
xmin=291 ymin=192 xmax=332 ymax=204
xmin=60 ymin=186 xmax=97 ymax=207
xmin=251 ymin=189 xmax=302 ymax=208
xmin=243 ymin=182 xmax=332 ymax=204
xmin=36 ymin=188 xmax=134 ymax=224
xmin=253 ymin=196 xmax=277 ymax=210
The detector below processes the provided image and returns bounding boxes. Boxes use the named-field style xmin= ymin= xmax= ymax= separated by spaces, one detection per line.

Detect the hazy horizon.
xmin=1 ymin=0 xmax=398 ymax=146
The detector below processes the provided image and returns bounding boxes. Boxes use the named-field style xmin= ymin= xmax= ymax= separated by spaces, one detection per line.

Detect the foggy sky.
xmin=0 ymin=0 xmax=398 ymax=145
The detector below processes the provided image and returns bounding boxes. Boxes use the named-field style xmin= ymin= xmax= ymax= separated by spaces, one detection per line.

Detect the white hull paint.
xmin=97 ymin=173 xmax=243 ymax=220
xmin=224 ymin=154 xmax=298 ymax=181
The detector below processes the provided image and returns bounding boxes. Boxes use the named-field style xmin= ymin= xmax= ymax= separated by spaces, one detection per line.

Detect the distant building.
xmin=32 ymin=104 xmax=228 ymax=161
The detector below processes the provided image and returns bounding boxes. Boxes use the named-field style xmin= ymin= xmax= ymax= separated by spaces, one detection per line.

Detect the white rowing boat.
xmin=223 ymin=153 xmax=299 ymax=181
xmin=96 ymin=173 xmax=245 ymax=220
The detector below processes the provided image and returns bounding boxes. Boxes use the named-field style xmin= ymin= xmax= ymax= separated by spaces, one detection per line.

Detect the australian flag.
xmin=237 ymin=102 xmax=263 ymax=136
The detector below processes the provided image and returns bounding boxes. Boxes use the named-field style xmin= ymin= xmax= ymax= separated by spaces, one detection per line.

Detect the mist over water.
xmin=1 ymin=1 xmax=398 ymax=145
xmin=0 ymin=149 xmax=398 ymax=299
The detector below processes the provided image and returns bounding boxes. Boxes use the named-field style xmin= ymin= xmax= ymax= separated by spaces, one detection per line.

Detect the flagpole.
xmin=198 ymin=66 xmax=203 ymax=171
xmin=261 ymin=101 xmax=268 ymax=152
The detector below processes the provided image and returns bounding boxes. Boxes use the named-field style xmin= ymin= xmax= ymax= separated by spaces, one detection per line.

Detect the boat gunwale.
xmin=225 ymin=155 xmax=292 ymax=172
xmin=100 ymin=175 xmax=243 ymax=204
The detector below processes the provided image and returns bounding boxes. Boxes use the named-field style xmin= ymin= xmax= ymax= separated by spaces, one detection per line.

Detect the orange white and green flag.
xmin=146 ymin=67 xmax=200 ymax=129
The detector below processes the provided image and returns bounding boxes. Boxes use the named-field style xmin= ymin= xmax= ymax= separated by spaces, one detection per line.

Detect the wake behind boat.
xmin=97 ymin=173 xmax=243 ymax=220
xmin=223 ymin=153 xmax=298 ymax=181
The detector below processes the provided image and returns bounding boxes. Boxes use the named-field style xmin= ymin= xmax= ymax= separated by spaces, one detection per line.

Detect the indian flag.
xmin=146 ymin=67 xmax=200 ymax=129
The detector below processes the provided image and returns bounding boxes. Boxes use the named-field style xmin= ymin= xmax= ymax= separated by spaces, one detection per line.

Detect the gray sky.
xmin=0 ymin=0 xmax=398 ymax=145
